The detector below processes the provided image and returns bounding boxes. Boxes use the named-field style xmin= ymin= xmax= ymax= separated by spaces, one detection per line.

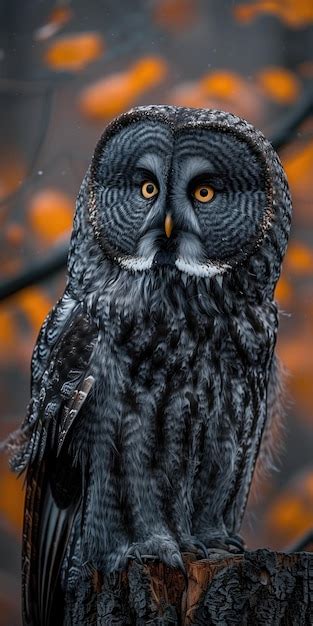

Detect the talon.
xmin=171 ymin=553 xmax=188 ymax=586
xmin=180 ymin=536 xmax=204 ymax=558
xmin=224 ymin=536 xmax=245 ymax=552
xmin=193 ymin=539 xmax=209 ymax=559
xmin=141 ymin=554 xmax=159 ymax=561
xmin=126 ymin=547 xmax=144 ymax=565
xmin=133 ymin=548 xmax=144 ymax=564
xmin=205 ymin=548 xmax=233 ymax=557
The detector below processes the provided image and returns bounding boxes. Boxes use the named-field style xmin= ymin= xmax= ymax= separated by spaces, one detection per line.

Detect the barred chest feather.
xmin=78 ymin=273 xmax=277 ymax=550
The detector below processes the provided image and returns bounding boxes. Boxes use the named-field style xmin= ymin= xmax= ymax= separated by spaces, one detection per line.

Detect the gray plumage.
xmin=9 ymin=106 xmax=291 ymax=626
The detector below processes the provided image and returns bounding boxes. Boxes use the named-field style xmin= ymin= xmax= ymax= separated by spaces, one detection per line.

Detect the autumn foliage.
xmin=44 ymin=32 xmax=104 ymax=70
xmin=234 ymin=0 xmax=313 ymax=28
xmin=28 ymin=189 xmax=74 ymax=242
xmin=79 ymin=57 xmax=168 ymax=120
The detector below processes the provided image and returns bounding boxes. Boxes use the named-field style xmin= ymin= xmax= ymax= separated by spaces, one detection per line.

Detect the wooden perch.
xmin=64 ymin=549 xmax=313 ymax=625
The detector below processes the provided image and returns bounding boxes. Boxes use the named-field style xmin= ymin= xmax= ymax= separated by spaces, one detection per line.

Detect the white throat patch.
xmin=116 ymin=254 xmax=230 ymax=277
xmin=175 ymin=258 xmax=230 ymax=277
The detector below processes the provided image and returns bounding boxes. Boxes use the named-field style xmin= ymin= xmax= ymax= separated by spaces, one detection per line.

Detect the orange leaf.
xmin=5 ymin=223 xmax=24 ymax=247
xmin=0 ymin=304 xmax=25 ymax=365
xmin=0 ymin=309 xmax=17 ymax=356
xmin=79 ymin=57 xmax=168 ymax=120
xmin=28 ymin=188 xmax=74 ymax=242
xmin=257 ymin=67 xmax=300 ymax=103
xmin=44 ymin=32 xmax=104 ymax=71
xmin=154 ymin=0 xmax=197 ymax=30
xmin=170 ymin=71 xmax=262 ymax=123
xmin=0 ymin=457 xmax=24 ymax=533
xmin=277 ymin=329 xmax=313 ymax=423
xmin=48 ymin=6 xmax=72 ymax=26
xmin=0 ymin=257 xmax=22 ymax=278
xmin=289 ymin=372 xmax=313 ymax=423
xmin=199 ymin=71 xmax=247 ymax=99
xmin=265 ymin=471 xmax=313 ymax=547
xmin=170 ymin=83 xmax=210 ymax=109
xmin=234 ymin=0 xmax=313 ymax=28
xmin=14 ymin=287 xmax=52 ymax=333
xmin=285 ymin=242 xmax=313 ymax=275
xmin=0 ymin=157 xmax=25 ymax=202
xmin=274 ymin=275 xmax=293 ymax=305
xmin=277 ymin=329 xmax=313 ymax=372
xmin=34 ymin=6 xmax=73 ymax=41
xmin=283 ymin=141 xmax=313 ymax=199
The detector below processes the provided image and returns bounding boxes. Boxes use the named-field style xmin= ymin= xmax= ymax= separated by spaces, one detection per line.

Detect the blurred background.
xmin=0 ymin=0 xmax=312 ymax=623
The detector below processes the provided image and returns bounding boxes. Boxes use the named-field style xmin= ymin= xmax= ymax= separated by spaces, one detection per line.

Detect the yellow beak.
xmin=164 ymin=214 xmax=173 ymax=238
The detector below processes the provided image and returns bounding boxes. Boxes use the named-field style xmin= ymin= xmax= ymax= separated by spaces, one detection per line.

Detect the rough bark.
xmin=63 ymin=549 xmax=313 ymax=625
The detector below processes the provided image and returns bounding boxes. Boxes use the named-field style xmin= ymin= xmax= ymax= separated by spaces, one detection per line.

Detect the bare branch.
xmin=0 ymin=244 xmax=67 ymax=300
xmin=268 ymin=88 xmax=313 ymax=152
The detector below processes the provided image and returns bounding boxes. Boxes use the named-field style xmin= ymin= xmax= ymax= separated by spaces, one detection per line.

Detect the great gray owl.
xmin=9 ymin=105 xmax=291 ymax=625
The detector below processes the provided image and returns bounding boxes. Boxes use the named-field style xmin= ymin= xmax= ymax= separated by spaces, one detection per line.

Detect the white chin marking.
xmin=117 ymin=255 xmax=154 ymax=271
xmin=116 ymin=255 xmax=230 ymax=277
xmin=175 ymin=258 xmax=230 ymax=277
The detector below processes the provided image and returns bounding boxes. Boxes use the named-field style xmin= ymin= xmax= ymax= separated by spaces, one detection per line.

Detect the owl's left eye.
xmin=141 ymin=180 xmax=159 ymax=199
xmin=193 ymin=183 xmax=215 ymax=203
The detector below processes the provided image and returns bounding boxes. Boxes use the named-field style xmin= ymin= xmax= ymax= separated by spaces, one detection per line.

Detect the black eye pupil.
xmin=199 ymin=188 xmax=208 ymax=197
xmin=146 ymin=183 xmax=155 ymax=194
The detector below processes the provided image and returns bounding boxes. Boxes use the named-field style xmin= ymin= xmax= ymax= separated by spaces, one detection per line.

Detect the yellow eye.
xmin=193 ymin=184 xmax=215 ymax=203
xmin=141 ymin=180 xmax=159 ymax=199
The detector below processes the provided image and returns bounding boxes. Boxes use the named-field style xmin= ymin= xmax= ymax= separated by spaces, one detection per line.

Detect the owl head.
xmin=69 ymin=106 xmax=291 ymax=300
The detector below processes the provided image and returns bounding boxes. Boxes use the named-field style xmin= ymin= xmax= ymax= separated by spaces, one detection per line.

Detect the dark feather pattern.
xmin=12 ymin=303 xmax=98 ymax=625
xmin=8 ymin=106 xmax=291 ymax=625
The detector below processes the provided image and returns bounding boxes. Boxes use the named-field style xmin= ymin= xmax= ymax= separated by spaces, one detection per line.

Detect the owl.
xmin=9 ymin=106 xmax=291 ymax=625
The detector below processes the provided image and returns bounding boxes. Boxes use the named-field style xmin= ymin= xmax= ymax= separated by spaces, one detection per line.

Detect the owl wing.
xmin=15 ymin=292 xmax=98 ymax=626
xmin=253 ymin=353 xmax=284 ymax=477
xmin=223 ymin=353 xmax=280 ymax=536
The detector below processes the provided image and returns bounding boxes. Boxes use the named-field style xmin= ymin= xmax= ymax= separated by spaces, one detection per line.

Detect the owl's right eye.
xmin=141 ymin=181 xmax=159 ymax=199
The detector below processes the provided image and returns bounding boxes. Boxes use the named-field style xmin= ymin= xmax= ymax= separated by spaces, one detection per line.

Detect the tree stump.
xmin=64 ymin=549 xmax=313 ymax=625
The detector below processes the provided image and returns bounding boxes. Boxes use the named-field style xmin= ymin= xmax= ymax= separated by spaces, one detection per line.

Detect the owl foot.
xmin=224 ymin=535 xmax=245 ymax=552
xmin=198 ymin=533 xmax=245 ymax=555
xmin=179 ymin=535 xmax=211 ymax=559
xmin=180 ymin=534 xmax=245 ymax=559
xmin=125 ymin=536 xmax=186 ymax=577
xmin=64 ymin=558 xmax=96 ymax=591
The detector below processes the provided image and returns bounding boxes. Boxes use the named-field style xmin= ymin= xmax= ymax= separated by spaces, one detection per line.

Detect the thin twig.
xmin=268 ymin=88 xmax=313 ymax=152
xmin=0 ymin=245 xmax=68 ymax=300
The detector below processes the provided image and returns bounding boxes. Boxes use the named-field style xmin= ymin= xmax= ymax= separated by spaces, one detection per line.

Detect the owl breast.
xmin=77 ymin=275 xmax=275 ymax=570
